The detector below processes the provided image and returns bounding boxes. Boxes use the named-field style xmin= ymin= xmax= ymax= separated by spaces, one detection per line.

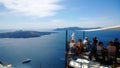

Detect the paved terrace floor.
xmin=65 ymin=51 xmax=120 ymax=68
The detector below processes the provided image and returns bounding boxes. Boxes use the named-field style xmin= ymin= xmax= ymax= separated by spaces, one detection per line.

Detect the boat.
xmin=22 ymin=59 xmax=31 ymax=63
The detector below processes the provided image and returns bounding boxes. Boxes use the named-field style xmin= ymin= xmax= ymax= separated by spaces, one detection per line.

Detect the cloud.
xmin=0 ymin=0 xmax=63 ymax=17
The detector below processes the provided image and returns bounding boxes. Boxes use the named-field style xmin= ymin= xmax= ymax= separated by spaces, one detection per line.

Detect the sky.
xmin=0 ymin=0 xmax=120 ymax=30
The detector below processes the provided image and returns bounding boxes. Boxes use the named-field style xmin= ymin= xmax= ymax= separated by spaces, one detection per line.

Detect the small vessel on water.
xmin=22 ymin=59 xmax=31 ymax=63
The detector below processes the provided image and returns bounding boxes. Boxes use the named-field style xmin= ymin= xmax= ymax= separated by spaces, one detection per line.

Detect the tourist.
xmin=107 ymin=41 xmax=116 ymax=55
xmin=91 ymin=37 xmax=98 ymax=55
xmin=96 ymin=42 xmax=104 ymax=56
xmin=76 ymin=39 xmax=83 ymax=55
xmin=83 ymin=37 xmax=91 ymax=51
xmin=69 ymin=40 xmax=76 ymax=54
xmin=113 ymin=38 xmax=120 ymax=56
xmin=107 ymin=41 xmax=116 ymax=64
xmin=92 ymin=36 xmax=99 ymax=46
xmin=96 ymin=42 xmax=104 ymax=63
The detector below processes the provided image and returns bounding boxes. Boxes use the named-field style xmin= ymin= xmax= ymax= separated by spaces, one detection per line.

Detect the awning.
xmin=77 ymin=25 xmax=120 ymax=32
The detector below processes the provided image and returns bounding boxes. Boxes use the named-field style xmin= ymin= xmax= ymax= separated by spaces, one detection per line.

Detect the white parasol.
xmin=71 ymin=32 xmax=75 ymax=40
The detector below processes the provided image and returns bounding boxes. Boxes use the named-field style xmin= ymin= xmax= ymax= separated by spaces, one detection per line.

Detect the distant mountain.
xmin=0 ymin=30 xmax=54 ymax=38
xmin=54 ymin=27 xmax=101 ymax=31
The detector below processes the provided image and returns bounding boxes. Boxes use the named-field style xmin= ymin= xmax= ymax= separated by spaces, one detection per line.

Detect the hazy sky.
xmin=0 ymin=0 xmax=120 ymax=29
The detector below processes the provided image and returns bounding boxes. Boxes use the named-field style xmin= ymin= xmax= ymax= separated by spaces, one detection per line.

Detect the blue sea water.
xmin=0 ymin=31 xmax=65 ymax=68
xmin=0 ymin=30 xmax=120 ymax=68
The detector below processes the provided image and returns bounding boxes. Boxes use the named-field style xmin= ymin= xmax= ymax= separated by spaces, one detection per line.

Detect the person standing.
xmin=113 ymin=38 xmax=120 ymax=57
xmin=91 ymin=37 xmax=99 ymax=60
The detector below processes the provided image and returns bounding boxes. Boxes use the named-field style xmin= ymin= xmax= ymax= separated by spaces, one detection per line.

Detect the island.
xmin=54 ymin=27 xmax=101 ymax=31
xmin=0 ymin=30 xmax=54 ymax=38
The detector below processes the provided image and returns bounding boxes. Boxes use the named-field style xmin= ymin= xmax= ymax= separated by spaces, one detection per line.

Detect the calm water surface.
xmin=0 ymin=31 xmax=65 ymax=68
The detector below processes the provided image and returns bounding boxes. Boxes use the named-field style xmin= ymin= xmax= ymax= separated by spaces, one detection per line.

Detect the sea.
xmin=0 ymin=30 xmax=120 ymax=68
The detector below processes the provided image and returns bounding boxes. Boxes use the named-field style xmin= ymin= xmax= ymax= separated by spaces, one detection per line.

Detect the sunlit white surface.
xmin=0 ymin=64 xmax=12 ymax=68
xmin=69 ymin=60 xmax=81 ymax=68
xmin=76 ymin=58 xmax=89 ymax=63
xmin=69 ymin=58 xmax=104 ymax=68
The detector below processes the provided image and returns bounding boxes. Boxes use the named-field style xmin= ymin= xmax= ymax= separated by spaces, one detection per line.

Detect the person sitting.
xmin=96 ymin=42 xmax=104 ymax=63
xmin=76 ymin=39 xmax=83 ymax=55
xmin=69 ymin=40 xmax=76 ymax=54
xmin=96 ymin=42 xmax=104 ymax=55
xmin=107 ymin=41 xmax=116 ymax=55
xmin=107 ymin=41 xmax=116 ymax=64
